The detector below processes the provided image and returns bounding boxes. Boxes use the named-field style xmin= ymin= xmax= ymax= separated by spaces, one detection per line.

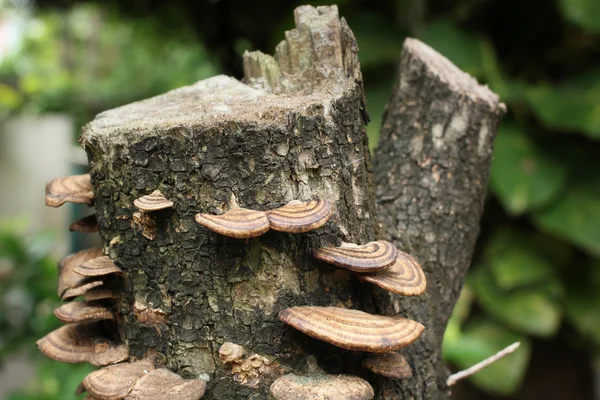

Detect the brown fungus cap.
xmin=267 ymin=199 xmax=332 ymax=233
xmin=58 ymin=248 xmax=104 ymax=298
xmin=62 ymin=281 xmax=105 ymax=301
xmin=82 ymin=358 xmax=155 ymax=400
xmin=270 ymin=373 xmax=374 ymax=400
xmin=313 ymin=241 xmax=398 ymax=272
xmin=356 ymin=252 xmax=426 ymax=296
xmin=36 ymin=321 xmax=129 ymax=366
xmin=46 ymin=174 xmax=94 ymax=207
xmin=133 ymin=190 xmax=174 ymax=212
xmin=278 ymin=306 xmax=424 ymax=353
xmin=74 ymin=256 xmax=122 ymax=277
xmin=195 ymin=208 xmax=270 ymax=239
xmin=362 ymin=352 xmax=412 ymax=379
xmin=124 ymin=368 xmax=207 ymax=400
xmin=84 ymin=287 xmax=115 ymax=301
xmin=70 ymin=214 xmax=99 ymax=233
xmin=54 ymin=301 xmax=114 ymax=323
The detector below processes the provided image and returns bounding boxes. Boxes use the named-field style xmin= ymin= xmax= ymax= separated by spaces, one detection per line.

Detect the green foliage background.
xmin=1 ymin=0 xmax=599 ymax=398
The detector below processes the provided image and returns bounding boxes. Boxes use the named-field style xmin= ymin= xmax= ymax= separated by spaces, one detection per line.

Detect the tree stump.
xmin=82 ymin=6 xmax=378 ymax=399
xmin=77 ymin=6 xmax=505 ymax=400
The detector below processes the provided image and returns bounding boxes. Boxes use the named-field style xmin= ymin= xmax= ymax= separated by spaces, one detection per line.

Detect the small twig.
xmin=447 ymin=342 xmax=521 ymax=386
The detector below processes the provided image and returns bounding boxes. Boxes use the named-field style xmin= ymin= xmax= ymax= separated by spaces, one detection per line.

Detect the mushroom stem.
xmin=446 ymin=342 xmax=521 ymax=386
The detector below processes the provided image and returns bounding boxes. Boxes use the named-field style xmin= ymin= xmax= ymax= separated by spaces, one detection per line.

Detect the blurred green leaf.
xmin=534 ymin=183 xmax=600 ymax=257
xmin=490 ymin=122 xmax=567 ymax=215
xmin=444 ymin=285 xmax=475 ymax=344
xmin=525 ymin=71 xmax=600 ymax=139
xmin=420 ymin=19 xmax=485 ymax=77
xmin=485 ymin=226 xmax=558 ymax=290
xmin=443 ymin=317 xmax=531 ymax=395
xmin=559 ymin=0 xmax=600 ymax=33
xmin=469 ymin=267 xmax=562 ymax=337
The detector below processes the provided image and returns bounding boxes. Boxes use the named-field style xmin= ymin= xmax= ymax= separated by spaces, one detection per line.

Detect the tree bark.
xmin=79 ymin=6 xmax=505 ymax=399
xmin=81 ymin=6 xmax=379 ymax=399
xmin=372 ymin=39 xmax=506 ymax=399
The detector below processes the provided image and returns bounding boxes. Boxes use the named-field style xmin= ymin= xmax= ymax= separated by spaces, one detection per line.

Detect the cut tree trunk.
xmin=372 ymin=39 xmax=506 ymax=398
xmin=79 ymin=5 xmax=504 ymax=400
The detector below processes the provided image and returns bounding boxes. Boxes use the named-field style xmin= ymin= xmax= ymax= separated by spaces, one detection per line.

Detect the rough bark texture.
xmin=81 ymin=6 xmax=380 ymax=399
xmin=372 ymin=39 xmax=506 ymax=399
xmin=79 ymin=6 xmax=505 ymax=399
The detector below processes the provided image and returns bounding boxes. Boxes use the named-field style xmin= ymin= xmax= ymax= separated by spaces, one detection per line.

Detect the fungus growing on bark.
xmin=36 ymin=321 xmax=129 ymax=366
xmin=125 ymin=368 xmax=207 ymax=399
xmin=84 ymin=287 xmax=115 ymax=301
xmin=70 ymin=214 xmax=99 ymax=233
xmin=361 ymin=352 xmax=412 ymax=379
xmin=62 ymin=280 xmax=105 ymax=301
xmin=270 ymin=373 xmax=374 ymax=400
xmin=82 ymin=358 xmax=155 ymax=400
xmin=195 ymin=206 xmax=270 ymax=239
xmin=74 ymin=256 xmax=122 ymax=277
xmin=58 ymin=248 xmax=104 ymax=297
xmin=45 ymin=174 xmax=94 ymax=207
xmin=313 ymin=241 xmax=398 ymax=272
xmin=266 ymin=199 xmax=332 ymax=233
xmin=355 ymin=252 xmax=426 ymax=296
xmin=54 ymin=301 xmax=114 ymax=323
xmin=133 ymin=190 xmax=174 ymax=212
xmin=278 ymin=306 xmax=424 ymax=353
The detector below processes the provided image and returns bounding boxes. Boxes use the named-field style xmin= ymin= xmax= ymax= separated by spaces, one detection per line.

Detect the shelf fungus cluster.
xmin=39 ymin=175 xmax=206 ymax=399
xmin=42 ymin=173 xmax=426 ymax=398
xmin=195 ymin=199 xmax=333 ymax=238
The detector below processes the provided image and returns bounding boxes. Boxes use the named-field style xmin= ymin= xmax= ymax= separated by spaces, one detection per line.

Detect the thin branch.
xmin=447 ymin=342 xmax=521 ymax=386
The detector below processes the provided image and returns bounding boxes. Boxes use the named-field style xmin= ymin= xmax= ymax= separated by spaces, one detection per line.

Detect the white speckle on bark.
xmin=446 ymin=105 xmax=469 ymax=142
xmin=478 ymin=121 xmax=490 ymax=156
xmin=432 ymin=124 xmax=444 ymax=150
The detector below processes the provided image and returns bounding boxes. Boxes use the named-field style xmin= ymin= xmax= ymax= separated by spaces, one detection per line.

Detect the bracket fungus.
xmin=84 ymin=287 xmax=115 ymax=301
xmin=125 ymin=368 xmax=207 ymax=400
xmin=361 ymin=352 xmax=412 ymax=379
xmin=278 ymin=306 xmax=424 ymax=353
xmin=36 ymin=321 xmax=129 ymax=366
xmin=82 ymin=358 xmax=155 ymax=400
xmin=45 ymin=174 xmax=94 ymax=207
xmin=133 ymin=190 xmax=174 ymax=212
xmin=195 ymin=207 xmax=270 ymax=239
xmin=270 ymin=373 xmax=374 ymax=400
xmin=54 ymin=301 xmax=114 ymax=323
xmin=74 ymin=256 xmax=123 ymax=277
xmin=62 ymin=280 xmax=105 ymax=301
xmin=266 ymin=199 xmax=332 ymax=233
xmin=58 ymin=248 xmax=104 ymax=298
xmin=70 ymin=214 xmax=99 ymax=233
xmin=355 ymin=252 xmax=426 ymax=296
xmin=313 ymin=241 xmax=398 ymax=272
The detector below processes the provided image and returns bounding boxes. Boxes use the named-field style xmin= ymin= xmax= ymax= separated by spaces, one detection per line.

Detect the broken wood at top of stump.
xmin=80 ymin=5 xmax=377 ymax=399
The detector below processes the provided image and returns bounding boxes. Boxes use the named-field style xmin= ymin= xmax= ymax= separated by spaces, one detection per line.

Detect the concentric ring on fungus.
xmin=133 ymin=190 xmax=174 ymax=212
xmin=356 ymin=252 xmax=426 ymax=296
xmin=313 ymin=241 xmax=398 ymax=272
xmin=278 ymin=306 xmax=424 ymax=353
xmin=74 ymin=256 xmax=122 ymax=277
xmin=266 ymin=199 xmax=332 ymax=233
xmin=45 ymin=174 xmax=94 ymax=207
xmin=195 ymin=208 xmax=270 ymax=239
